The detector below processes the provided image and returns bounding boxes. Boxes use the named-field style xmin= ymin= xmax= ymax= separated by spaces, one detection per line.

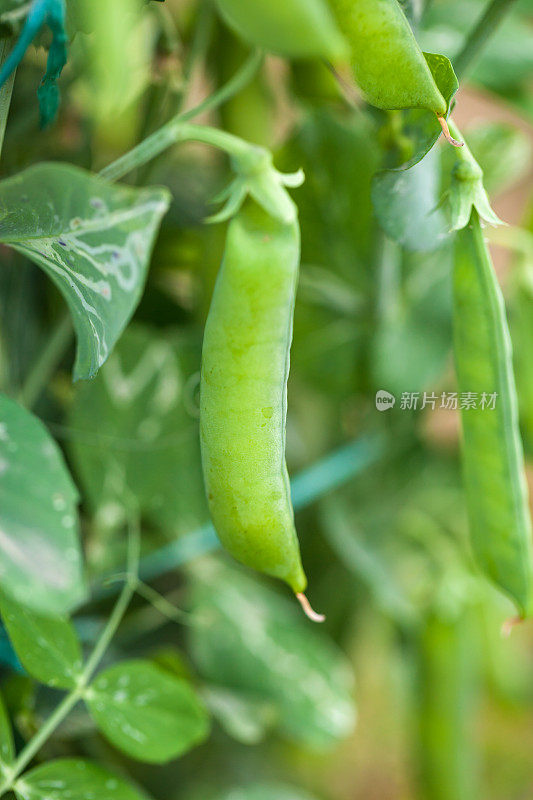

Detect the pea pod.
xmin=415 ymin=609 xmax=480 ymax=800
xmin=214 ymin=0 xmax=346 ymax=59
xmin=328 ymin=0 xmax=460 ymax=144
xmin=200 ymin=205 xmax=322 ymax=621
xmin=453 ymin=211 xmax=533 ymax=617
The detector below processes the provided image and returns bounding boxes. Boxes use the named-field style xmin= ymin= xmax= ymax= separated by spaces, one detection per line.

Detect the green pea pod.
xmin=415 ymin=609 xmax=480 ymax=800
xmin=329 ymin=0 xmax=452 ymax=122
xmin=214 ymin=0 xmax=346 ymax=59
xmin=453 ymin=211 xmax=533 ymax=617
xmin=200 ymin=205 xmax=322 ymax=621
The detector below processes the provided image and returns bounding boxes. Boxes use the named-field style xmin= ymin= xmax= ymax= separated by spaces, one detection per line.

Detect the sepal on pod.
xmin=445 ymin=120 xmax=504 ymax=232
xmin=207 ymin=145 xmax=304 ymax=225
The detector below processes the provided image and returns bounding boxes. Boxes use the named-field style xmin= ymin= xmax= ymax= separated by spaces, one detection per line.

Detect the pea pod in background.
xmin=453 ymin=210 xmax=533 ymax=618
xmin=214 ymin=0 xmax=346 ymax=59
xmin=200 ymin=205 xmax=323 ymax=622
xmin=328 ymin=0 xmax=462 ymax=146
xmin=415 ymin=608 xmax=480 ymax=800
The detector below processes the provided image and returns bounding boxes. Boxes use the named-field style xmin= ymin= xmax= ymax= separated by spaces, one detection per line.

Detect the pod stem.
xmin=438 ymin=116 xmax=464 ymax=147
xmin=296 ymin=593 xmax=326 ymax=623
xmin=501 ymin=615 xmax=524 ymax=638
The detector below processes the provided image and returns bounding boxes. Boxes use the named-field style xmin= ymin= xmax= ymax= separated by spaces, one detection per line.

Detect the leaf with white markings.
xmin=67 ymin=325 xmax=207 ymax=537
xmin=0 ymin=691 xmax=14 ymax=780
xmin=0 ymin=163 xmax=170 ymax=380
xmin=86 ymin=660 xmax=210 ymax=763
xmin=188 ymin=561 xmax=356 ymax=750
xmin=0 ymin=591 xmax=83 ymax=689
xmin=202 ymin=686 xmax=276 ymax=745
xmin=14 ymin=759 xmax=147 ymax=800
xmin=0 ymin=395 xmax=86 ymax=615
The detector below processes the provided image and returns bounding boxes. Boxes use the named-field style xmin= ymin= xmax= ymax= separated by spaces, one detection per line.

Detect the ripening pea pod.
xmin=214 ymin=0 xmax=347 ymax=59
xmin=328 ymin=0 xmax=461 ymax=145
xmin=200 ymin=204 xmax=323 ymax=622
xmin=453 ymin=211 xmax=533 ymax=618
xmin=415 ymin=608 xmax=480 ymax=800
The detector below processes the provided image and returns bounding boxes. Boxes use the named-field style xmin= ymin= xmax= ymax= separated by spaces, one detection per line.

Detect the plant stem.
xmin=182 ymin=0 xmax=215 ymax=86
xmin=0 ymin=39 xmax=16 ymax=161
xmin=83 ymin=512 xmax=140 ymax=677
xmin=453 ymin=0 xmax=519 ymax=81
xmin=99 ymin=49 xmax=263 ymax=183
xmin=0 ymin=517 xmax=141 ymax=796
xmin=100 ymin=120 xmax=259 ymax=183
xmin=18 ymin=311 xmax=73 ymax=410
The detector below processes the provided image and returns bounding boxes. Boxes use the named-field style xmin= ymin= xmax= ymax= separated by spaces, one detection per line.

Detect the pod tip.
xmin=296 ymin=592 xmax=326 ymax=623
xmin=437 ymin=116 xmax=464 ymax=147
xmin=501 ymin=615 xmax=523 ymax=638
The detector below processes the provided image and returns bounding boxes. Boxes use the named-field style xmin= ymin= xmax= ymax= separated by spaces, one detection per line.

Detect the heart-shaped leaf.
xmin=371 ymin=144 xmax=448 ymax=252
xmin=14 ymin=759 xmax=147 ymax=800
xmin=67 ymin=325 xmax=207 ymax=539
xmin=0 ymin=163 xmax=170 ymax=379
xmin=0 ymin=395 xmax=86 ymax=615
xmin=0 ymin=591 xmax=82 ymax=689
xmin=86 ymin=660 xmax=210 ymax=763
xmin=372 ymin=54 xmax=458 ymax=247
xmin=188 ymin=560 xmax=356 ymax=750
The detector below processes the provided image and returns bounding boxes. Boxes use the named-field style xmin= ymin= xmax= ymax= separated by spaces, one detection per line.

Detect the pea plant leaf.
xmin=67 ymin=325 xmax=207 ymax=539
xmin=188 ymin=560 xmax=356 ymax=750
xmin=0 ymin=163 xmax=170 ymax=380
xmin=14 ymin=759 xmax=148 ymax=800
xmin=371 ymin=54 xmax=458 ymax=247
xmin=0 ymin=690 xmax=14 ymax=780
xmin=202 ymin=686 xmax=276 ymax=745
xmin=86 ymin=660 xmax=210 ymax=763
xmin=0 ymin=395 xmax=86 ymax=615
xmin=370 ymin=144 xmax=448 ymax=252
xmin=0 ymin=591 xmax=83 ymax=689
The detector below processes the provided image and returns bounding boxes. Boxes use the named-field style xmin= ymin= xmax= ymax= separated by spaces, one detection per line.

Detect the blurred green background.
xmin=1 ymin=0 xmax=533 ymax=798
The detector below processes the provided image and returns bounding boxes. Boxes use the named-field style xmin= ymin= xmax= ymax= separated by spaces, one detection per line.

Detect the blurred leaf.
xmin=0 ymin=690 xmax=14 ymax=779
xmin=466 ymin=122 xmax=532 ymax=196
xmin=209 ymin=786 xmax=321 ymax=800
xmin=372 ymin=145 xmax=448 ymax=251
xmin=372 ymin=239 xmax=454 ymax=394
xmin=86 ymin=660 xmax=210 ymax=763
xmin=202 ymin=686 xmax=276 ymax=745
xmin=0 ymin=163 xmax=170 ymax=379
xmin=321 ymin=499 xmax=418 ymax=627
xmin=72 ymin=0 xmax=150 ymax=135
xmin=422 ymin=0 xmax=533 ymax=96
xmin=14 ymin=759 xmax=147 ymax=800
xmin=282 ymin=110 xmax=379 ymax=278
xmin=0 ymin=0 xmax=28 ymax=35
xmin=0 ymin=395 xmax=86 ymax=615
xmin=0 ymin=0 xmax=24 ymax=16
xmin=397 ymin=0 xmax=423 ymax=24
xmin=0 ymin=592 xmax=82 ymax=689
xmin=67 ymin=325 xmax=207 ymax=538
xmin=188 ymin=560 xmax=356 ymax=750
xmin=281 ymin=111 xmax=378 ymax=397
